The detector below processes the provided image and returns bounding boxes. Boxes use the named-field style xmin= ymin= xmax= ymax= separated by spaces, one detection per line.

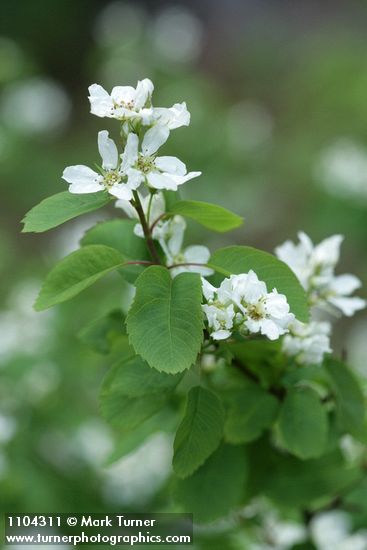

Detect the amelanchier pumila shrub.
xmin=23 ymin=79 xmax=367 ymax=526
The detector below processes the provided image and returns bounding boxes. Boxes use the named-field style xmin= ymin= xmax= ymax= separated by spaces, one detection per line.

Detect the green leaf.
xmin=173 ymin=386 xmax=225 ymax=478
xmin=325 ymin=357 xmax=366 ymax=439
xmin=210 ymin=246 xmax=309 ymax=322
xmin=224 ymin=382 xmax=279 ymax=444
xmin=22 ymin=191 xmax=111 ymax=233
xmin=100 ymin=392 xmax=166 ymax=431
xmin=248 ymin=439 xmax=361 ymax=507
xmin=106 ymin=408 xmax=180 ymax=465
xmin=78 ymin=310 xmax=125 ymax=354
xmin=266 ymin=452 xmax=359 ymax=507
xmin=126 ymin=266 xmax=204 ymax=373
xmin=169 ymin=200 xmax=243 ymax=232
xmin=100 ymin=355 xmax=180 ymax=431
xmin=174 ymin=443 xmax=248 ymax=523
xmin=35 ymin=245 xmax=124 ymax=311
xmin=344 ymin=478 xmax=367 ymax=514
xmin=81 ymin=219 xmax=150 ymax=283
xmin=278 ymin=387 xmax=328 ymax=459
xmin=103 ymin=355 xmax=183 ymax=399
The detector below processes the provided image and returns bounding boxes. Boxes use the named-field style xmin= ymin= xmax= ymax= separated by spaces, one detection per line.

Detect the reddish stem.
xmin=167 ymin=262 xmax=208 ymax=270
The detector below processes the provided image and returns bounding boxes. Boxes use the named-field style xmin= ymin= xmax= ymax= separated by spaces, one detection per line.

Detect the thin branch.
xmin=124 ymin=260 xmax=156 ymax=266
xmin=149 ymin=213 xmax=169 ymax=233
xmin=167 ymin=262 xmax=208 ymax=270
xmin=132 ymin=191 xmax=161 ymax=264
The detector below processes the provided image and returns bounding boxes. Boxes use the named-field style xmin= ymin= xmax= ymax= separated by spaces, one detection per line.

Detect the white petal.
xmin=115 ymin=199 xmax=138 ymax=219
xmin=314 ymin=234 xmax=343 ymax=266
xmin=139 ymin=108 xmax=155 ymax=126
xmin=167 ymin=102 xmax=191 ymax=129
xmin=239 ymin=271 xmax=267 ymax=304
xmin=134 ymin=78 xmax=154 ymax=110
xmin=155 ymin=156 xmax=186 ymax=175
xmin=153 ymin=102 xmax=191 ymax=129
xmin=142 ymin=125 xmax=170 ymax=155
xmin=169 ymin=171 xmax=202 ymax=187
xmin=126 ymin=168 xmax=144 ymax=190
xmin=98 ymin=130 xmax=118 ymax=170
xmin=149 ymin=192 xmax=166 ymax=222
xmin=328 ymin=296 xmax=366 ymax=316
xmin=167 ymin=216 xmax=186 ymax=255
xmin=113 ymin=106 xmax=137 ymax=119
xmin=111 ymin=86 xmax=136 ymax=105
xmin=260 ymin=319 xmax=282 ymax=340
xmin=202 ymin=278 xmax=217 ymax=301
xmin=62 ymin=165 xmax=101 ymax=186
xmin=329 ymin=274 xmax=362 ymax=296
xmin=189 ymin=265 xmax=214 ymax=277
xmin=245 ymin=318 xmax=261 ymax=335
xmin=68 ymin=182 xmax=103 ymax=194
xmin=298 ymin=231 xmax=314 ymax=255
xmin=121 ymin=133 xmax=139 ymax=172
xmin=147 ymin=172 xmax=178 ymax=190
xmin=133 ymin=223 xmax=145 ymax=239
xmin=88 ymin=84 xmax=113 ymax=117
xmin=265 ymin=291 xmax=291 ymax=318
xmin=109 ymin=184 xmax=133 ymax=201
xmin=211 ymin=329 xmax=232 ymax=341
xmin=184 ymin=245 xmax=211 ymax=263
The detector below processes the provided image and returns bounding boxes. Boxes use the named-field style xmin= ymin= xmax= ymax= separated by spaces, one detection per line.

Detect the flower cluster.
xmin=61 ymin=78 xmax=212 ymax=276
xmin=62 ymin=78 xmax=201 ymax=199
xmin=276 ymin=232 xmax=366 ymax=365
xmin=275 ymin=232 xmax=365 ymax=316
xmin=282 ymin=320 xmax=332 ymax=366
xmin=201 ymin=271 xmax=295 ymax=341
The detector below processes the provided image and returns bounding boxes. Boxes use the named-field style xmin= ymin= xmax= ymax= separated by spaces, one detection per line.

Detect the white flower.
xmin=310 ymin=511 xmax=367 ymax=550
xmin=121 ymin=125 xmax=201 ymax=191
xmin=62 ymin=130 xmax=142 ymax=200
xmin=202 ymin=303 xmax=235 ymax=341
xmin=116 ymin=191 xmax=167 ymax=240
xmin=231 ymin=271 xmax=294 ymax=340
xmin=326 ymin=274 xmax=366 ymax=317
xmin=282 ymin=320 xmax=332 ymax=365
xmin=88 ymin=79 xmax=154 ymax=123
xmin=160 ymin=216 xmax=213 ymax=277
xmin=201 ymin=271 xmax=294 ymax=342
xmin=152 ymin=102 xmax=190 ymax=129
xmin=275 ymin=232 xmax=341 ymax=290
xmin=88 ymin=79 xmax=191 ymax=134
xmin=262 ymin=513 xmax=307 ymax=550
xmin=275 ymin=232 xmax=366 ymax=317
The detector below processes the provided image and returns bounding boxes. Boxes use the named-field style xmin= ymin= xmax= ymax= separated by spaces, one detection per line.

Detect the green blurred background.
xmin=1 ymin=0 xmax=367 ymax=547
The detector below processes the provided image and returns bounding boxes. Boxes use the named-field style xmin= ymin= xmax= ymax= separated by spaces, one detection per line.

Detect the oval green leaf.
xmin=81 ymin=219 xmax=150 ymax=283
xmin=22 ymin=191 xmax=111 ymax=233
xmin=35 ymin=244 xmax=124 ymax=311
xmin=173 ymin=386 xmax=225 ymax=478
xmin=103 ymin=355 xmax=183 ymax=399
xmin=224 ymin=383 xmax=279 ymax=444
xmin=126 ymin=266 xmax=204 ymax=373
xmin=169 ymin=200 xmax=243 ymax=232
xmin=325 ymin=357 xmax=366 ymax=440
xmin=278 ymin=387 xmax=328 ymax=459
xmin=174 ymin=443 xmax=248 ymax=523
